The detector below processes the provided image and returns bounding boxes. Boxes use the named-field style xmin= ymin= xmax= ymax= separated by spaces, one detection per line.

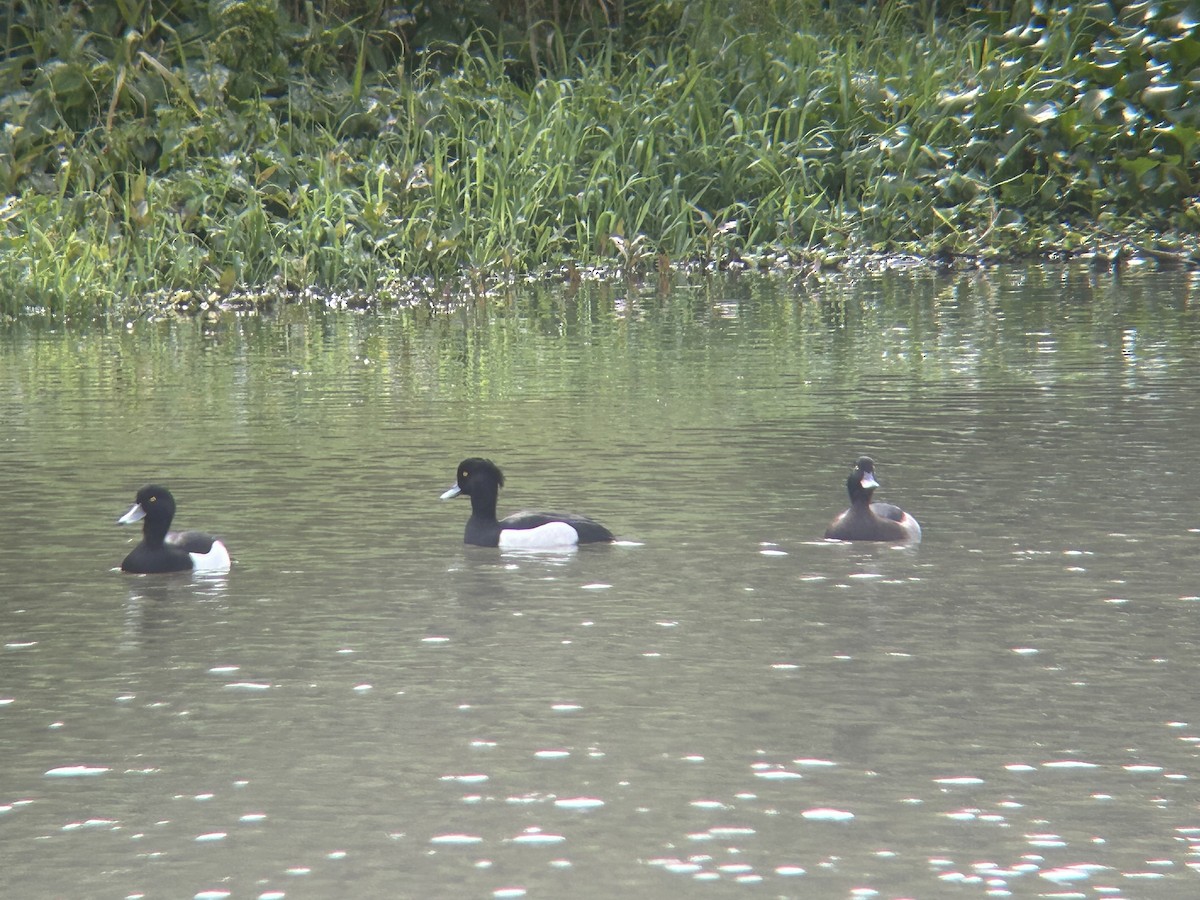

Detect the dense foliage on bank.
xmin=2 ymin=0 xmax=1198 ymax=317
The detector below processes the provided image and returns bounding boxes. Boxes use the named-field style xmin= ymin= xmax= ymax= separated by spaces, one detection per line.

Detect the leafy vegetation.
xmin=1 ymin=0 xmax=1198 ymax=318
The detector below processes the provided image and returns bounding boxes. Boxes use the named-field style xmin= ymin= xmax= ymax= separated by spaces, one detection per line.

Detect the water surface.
xmin=2 ymin=264 xmax=1199 ymax=898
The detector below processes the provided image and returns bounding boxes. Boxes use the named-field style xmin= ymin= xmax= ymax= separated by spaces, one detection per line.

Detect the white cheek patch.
xmin=498 ymin=522 xmax=579 ymax=550
xmin=189 ymin=540 xmax=232 ymax=572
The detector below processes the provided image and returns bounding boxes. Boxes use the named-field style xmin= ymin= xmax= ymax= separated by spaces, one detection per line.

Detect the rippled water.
xmin=2 ymin=264 xmax=1199 ymax=898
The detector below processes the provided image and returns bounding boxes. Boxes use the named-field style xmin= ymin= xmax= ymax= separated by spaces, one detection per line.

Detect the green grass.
xmin=2 ymin=0 xmax=1199 ymax=318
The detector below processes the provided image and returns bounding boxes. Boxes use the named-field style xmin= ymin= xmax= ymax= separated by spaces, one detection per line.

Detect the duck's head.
xmin=846 ymin=457 xmax=880 ymax=499
xmin=440 ymin=458 xmax=504 ymax=500
xmin=118 ymin=484 xmax=176 ymax=525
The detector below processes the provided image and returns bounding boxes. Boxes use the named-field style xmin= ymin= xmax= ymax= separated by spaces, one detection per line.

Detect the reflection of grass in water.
xmin=2 ymin=265 xmax=1193 ymax=414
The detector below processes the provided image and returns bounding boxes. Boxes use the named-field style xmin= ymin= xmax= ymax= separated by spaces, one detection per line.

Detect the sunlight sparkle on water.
xmin=44 ymin=765 xmax=110 ymax=777
xmin=1042 ymin=760 xmax=1099 ymax=768
xmin=430 ymin=834 xmax=484 ymax=845
xmin=1040 ymin=863 xmax=1109 ymax=883
xmin=512 ymin=829 xmax=566 ymax=845
xmin=555 ymin=797 xmax=604 ymax=810
xmin=802 ymin=808 xmax=855 ymax=822
xmin=754 ymin=768 xmax=802 ymax=780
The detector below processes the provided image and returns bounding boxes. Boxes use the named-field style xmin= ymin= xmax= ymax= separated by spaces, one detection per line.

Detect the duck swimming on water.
xmin=118 ymin=485 xmax=231 ymax=573
xmin=825 ymin=457 xmax=921 ymax=544
xmin=441 ymin=458 xmax=615 ymax=549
